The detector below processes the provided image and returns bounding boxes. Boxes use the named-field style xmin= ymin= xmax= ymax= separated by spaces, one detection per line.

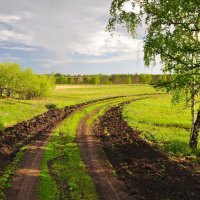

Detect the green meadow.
xmin=0 ymin=84 xmax=155 ymax=130
xmin=123 ymin=95 xmax=200 ymax=156
xmin=1 ymin=84 xmax=199 ymax=157
xmin=1 ymin=84 xmax=199 ymax=199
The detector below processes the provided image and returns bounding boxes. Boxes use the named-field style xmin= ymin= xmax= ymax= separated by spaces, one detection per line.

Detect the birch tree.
xmin=107 ymin=0 xmax=200 ymax=148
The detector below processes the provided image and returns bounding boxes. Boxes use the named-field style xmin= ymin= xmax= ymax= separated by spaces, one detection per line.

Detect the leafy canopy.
xmin=107 ymin=0 xmax=200 ymax=101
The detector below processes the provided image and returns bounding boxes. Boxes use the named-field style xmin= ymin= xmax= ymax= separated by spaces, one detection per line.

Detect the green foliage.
xmin=45 ymin=103 xmax=57 ymax=109
xmin=0 ymin=63 xmax=22 ymax=98
xmin=107 ymin=0 xmax=200 ymax=91
xmin=139 ymin=74 xmax=152 ymax=84
xmin=68 ymin=77 xmax=75 ymax=84
xmin=91 ymin=75 xmax=100 ymax=84
xmin=107 ymin=0 xmax=199 ymax=73
xmin=108 ymin=0 xmax=200 ymax=148
xmin=0 ymin=63 xmax=55 ymax=100
xmin=53 ymin=73 xmax=69 ymax=84
xmin=126 ymin=75 xmax=132 ymax=84
xmin=54 ymin=74 xmax=164 ymax=85
xmin=84 ymin=75 xmax=92 ymax=84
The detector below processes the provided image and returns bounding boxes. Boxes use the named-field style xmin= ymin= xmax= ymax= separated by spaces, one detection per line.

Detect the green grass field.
xmin=123 ymin=95 xmax=200 ymax=156
xmin=1 ymin=84 xmax=200 ymax=200
xmin=0 ymin=84 xmax=155 ymax=130
xmin=1 ymin=84 xmax=199 ymax=157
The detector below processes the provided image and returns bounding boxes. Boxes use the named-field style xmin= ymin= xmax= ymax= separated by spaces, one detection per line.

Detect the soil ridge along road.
xmin=0 ymin=93 xmax=155 ymax=174
xmin=5 ymin=105 xmax=82 ymax=200
xmin=76 ymin=107 xmax=134 ymax=200
xmin=94 ymin=103 xmax=200 ymax=200
xmin=0 ymin=95 xmax=129 ymax=174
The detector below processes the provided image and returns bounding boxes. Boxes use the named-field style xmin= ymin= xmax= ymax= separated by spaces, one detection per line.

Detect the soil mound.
xmin=94 ymin=104 xmax=200 ymax=200
xmin=0 ymin=106 xmax=77 ymax=175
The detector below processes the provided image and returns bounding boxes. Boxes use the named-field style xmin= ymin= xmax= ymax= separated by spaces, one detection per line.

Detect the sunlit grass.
xmin=0 ymin=84 xmax=157 ymax=130
xmin=0 ymin=99 xmax=46 ymax=130
xmin=123 ymin=95 xmax=200 ymax=157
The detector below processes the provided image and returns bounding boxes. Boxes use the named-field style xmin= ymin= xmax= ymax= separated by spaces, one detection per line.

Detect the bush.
xmin=45 ymin=103 xmax=57 ymax=109
xmin=139 ymin=74 xmax=152 ymax=84
xmin=0 ymin=62 xmax=55 ymax=99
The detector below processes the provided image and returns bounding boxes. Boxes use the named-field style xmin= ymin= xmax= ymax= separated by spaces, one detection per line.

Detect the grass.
xmin=0 ymin=84 xmax=156 ymax=130
xmin=0 ymin=99 xmax=46 ymax=130
xmin=123 ymin=95 xmax=200 ymax=157
xmin=2 ymin=84 xmax=200 ymax=198
xmin=39 ymin=97 xmax=134 ymax=200
xmin=40 ymin=111 xmax=98 ymax=200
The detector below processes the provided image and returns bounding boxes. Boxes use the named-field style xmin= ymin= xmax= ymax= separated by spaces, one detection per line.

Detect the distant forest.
xmin=52 ymin=73 xmax=171 ymax=85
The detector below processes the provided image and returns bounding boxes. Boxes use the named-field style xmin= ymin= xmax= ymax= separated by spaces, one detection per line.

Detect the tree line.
xmin=0 ymin=63 xmax=55 ymax=99
xmin=53 ymin=73 xmax=169 ymax=85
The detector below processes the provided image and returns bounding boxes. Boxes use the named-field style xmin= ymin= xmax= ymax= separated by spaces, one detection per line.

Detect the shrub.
xmin=0 ymin=62 xmax=55 ymax=100
xmin=45 ymin=103 xmax=57 ymax=109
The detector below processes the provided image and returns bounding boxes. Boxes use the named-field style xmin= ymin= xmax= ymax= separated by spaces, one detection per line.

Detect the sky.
xmin=0 ymin=0 xmax=162 ymax=75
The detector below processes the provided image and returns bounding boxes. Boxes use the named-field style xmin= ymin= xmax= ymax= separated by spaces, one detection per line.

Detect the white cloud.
xmin=0 ymin=29 xmax=32 ymax=43
xmin=0 ymin=14 xmax=21 ymax=23
xmin=0 ymin=45 xmax=36 ymax=52
xmin=72 ymin=30 xmax=143 ymax=57
xmin=0 ymin=0 xmax=159 ymax=74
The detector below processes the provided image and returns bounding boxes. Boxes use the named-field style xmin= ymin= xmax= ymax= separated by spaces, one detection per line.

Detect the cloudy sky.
xmin=0 ymin=0 xmax=161 ymax=75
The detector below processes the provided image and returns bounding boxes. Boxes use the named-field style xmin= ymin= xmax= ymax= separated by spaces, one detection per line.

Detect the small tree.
xmin=68 ymin=77 xmax=75 ymax=84
xmin=0 ymin=63 xmax=22 ymax=98
xmin=126 ymin=75 xmax=132 ymax=84
xmin=0 ymin=62 xmax=55 ymax=100
xmin=84 ymin=75 xmax=92 ymax=84
xmin=100 ymin=75 xmax=112 ymax=84
xmin=139 ymin=74 xmax=152 ymax=84
xmin=91 ymin=75 xmax=100 ymax=85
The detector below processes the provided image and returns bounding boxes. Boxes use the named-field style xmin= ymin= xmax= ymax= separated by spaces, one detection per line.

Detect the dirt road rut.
xmin=76 ymin=108 xmax=133 ymax=200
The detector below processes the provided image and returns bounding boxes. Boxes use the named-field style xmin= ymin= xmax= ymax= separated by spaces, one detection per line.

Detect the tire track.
xmin=76 ymin=107 xmax=134 ymax=200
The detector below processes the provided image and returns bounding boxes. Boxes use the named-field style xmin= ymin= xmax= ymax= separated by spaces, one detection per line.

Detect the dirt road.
xmin=76 ymin=108 xmax=133 ymax=200
xmin=4 ymin=106 xmax=78 ymax=200
xmin=5 ymin=131 xmax=52 ymax=200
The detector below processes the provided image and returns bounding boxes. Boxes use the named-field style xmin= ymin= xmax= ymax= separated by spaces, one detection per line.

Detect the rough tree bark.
xmin=0 ymin=87 xmax=3 ymax=97
xmin=189 ymin=106 xmax=200 ymax=149
xmin=6 ymin=89 xmax=11 ymax=98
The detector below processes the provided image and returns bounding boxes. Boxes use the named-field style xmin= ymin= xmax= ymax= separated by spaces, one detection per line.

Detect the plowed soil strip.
xmin=76 ymin=108 xmax=133 ymax=200
xmin=4 ymin=105 xmax=81 ymax=200
xmin=94 ymin=104 xmax=200 ymax=200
